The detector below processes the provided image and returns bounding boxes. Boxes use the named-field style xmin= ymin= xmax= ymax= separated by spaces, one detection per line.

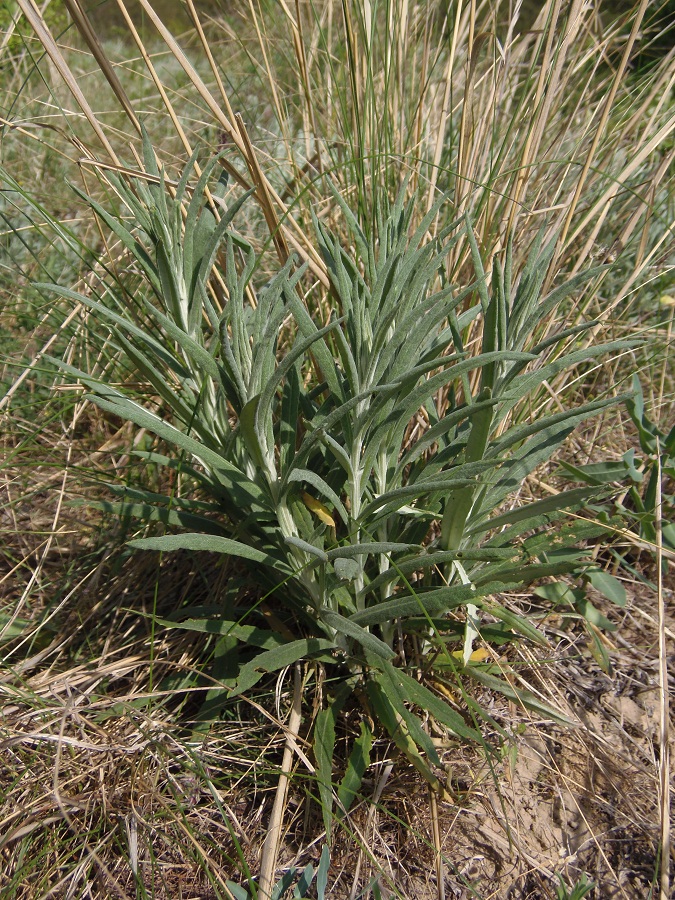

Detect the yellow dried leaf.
xmin=301 ymin=492 xmax=336 ymax=527
xmin=430 ymin=679 xmax=458 ymax=705
xmin=451 ymin=647 xmax=491 ymax=663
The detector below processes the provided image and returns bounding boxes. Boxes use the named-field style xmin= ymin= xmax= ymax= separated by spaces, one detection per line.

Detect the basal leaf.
xmin=466 ymin=667 xmax=574 ymax=725
xmin=151 ymin=616 xmax=288 ymax=649
xmin=477 ymin=601 xmax=549 ymax=646
xmin=587 ymin=569 xmax=626 ymax=607
xmin=533 ymin=582 xmax=578 ymax=605
xmin=364 ymin=677 xmax=444 ymax=793
xmin=557 ymin=459 xmax=631 ymax=486
xmin=385 ymin=665 xmax=481 ymax=743
xmin=315 ymin=846 xmax=330 ymax=898
xmin=89 ymin=500 xmax=228 ymax=536
xmin=576 ymin=596 xmax=616 ymax=631
xmin=319 ymin=609 xmax=395 ymax=659
xmin=350 ymin=584 xmax=478 ymax=628
xmin=337 ymin=720 xmax=372 ymax=816
xmin=229 ymin=638 xmax=337 ymax=696
xmin=130 ymin=533 xmax=289 ymax=572
xmin=314 ymin=682 xmax=352 ymax=837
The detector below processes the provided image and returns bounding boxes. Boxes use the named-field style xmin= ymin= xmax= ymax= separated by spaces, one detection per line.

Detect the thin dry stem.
xmin=656 ymin=445 xmax=671 ymax=900
xmin=557 ymin=0 xmax=649 ymax=257
xmin=258 ymin=663 xmax=303 ymax=900
xmin=13 ymin=0 xmax=119 ymax=162
xmin=429 ymin=785 xmax=445 ymax=900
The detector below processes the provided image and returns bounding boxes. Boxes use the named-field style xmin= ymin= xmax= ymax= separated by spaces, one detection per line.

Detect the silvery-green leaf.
xmin=334 ymin=557 xmax=361 ymax=581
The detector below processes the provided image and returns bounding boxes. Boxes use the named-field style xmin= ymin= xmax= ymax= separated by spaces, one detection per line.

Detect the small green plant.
xmin=554 ymin=871 xmax=595 ymax=900
xmin=533 ymin=565 xmax=627 ymax=672
xmin=546 ymin=374 xmax=675 ymax=670
xmin=560 ymin=374 xmax=675 ymax=553
xmin=41 ymin=139 xmax=631 ymax=810
xmin=226 ymin=847 xmax=330 ymax=900
xmin=0 ymin=0 xmax=70 ymax=63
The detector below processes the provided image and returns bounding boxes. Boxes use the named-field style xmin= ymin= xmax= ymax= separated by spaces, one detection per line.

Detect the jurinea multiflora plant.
xmin=39 ymin=132 xmax=632 ymax=802
xmin=1 ymin=0 xmax=671 ymax=854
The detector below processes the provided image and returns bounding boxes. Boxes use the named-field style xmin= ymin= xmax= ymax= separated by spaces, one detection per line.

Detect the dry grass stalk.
xmin=556 ymin=0 xmax=650 ymax=256
xmin=258 ymin=663 xmax=304 ymax=899
xmin=13 ymin=0 xmax=119 ymax=162
xmin=656 ymin=448 xmax=671 ymax=900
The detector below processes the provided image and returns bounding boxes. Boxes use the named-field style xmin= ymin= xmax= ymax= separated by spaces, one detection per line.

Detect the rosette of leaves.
xmin=40 ymin=143 xmax=632 ymax=812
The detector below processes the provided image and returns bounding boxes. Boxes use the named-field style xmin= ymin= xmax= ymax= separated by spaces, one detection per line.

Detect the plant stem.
xmin=656 ymin=442 xmax=670 ymax=900
xmin=258 ymin=663 xmax=303 ymax=900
